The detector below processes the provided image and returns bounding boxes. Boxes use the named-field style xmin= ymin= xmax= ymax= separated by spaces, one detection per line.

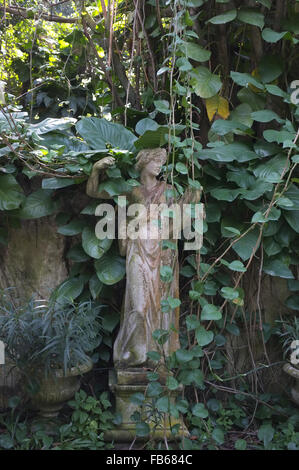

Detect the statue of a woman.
xmin=87 ymin=148 xmax=201 ymax=370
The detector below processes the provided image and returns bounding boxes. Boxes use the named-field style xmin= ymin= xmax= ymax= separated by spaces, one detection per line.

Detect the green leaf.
xmin=253 ymin=154 xmax=288 ymax=183
xmin=154 ymin=100 xmax=170 ymax=114
xmin=167 ymin=296 xmax=181 ymax=309
xmin=220 ymin=287 xmax=239 ymax=300
xmin=0 ymin=175 xmax=24 ymax=210
xmin=228 ymin=260 xmax=247 ymax=272
xmin=76 ymin=117 xmax=136 ymax=152
xmin=237 ymin=8 xmax=264 ymax=29
xmin=190 ymin=67 xmax=222 ymax=99
xmin=180 ymin=42 xmax=211 ymax=62
xmin=258 ymin=423 xmax=274 ymax=447
xmin=147 ymin=351 xmax=161 ymax=362
xmin=57 ymin=218 xmax=85 ymax=236
xmin=285 ymin=295 xmax=299 ymax=311
xmin=262 ymin=28 xmax=287 ymax=43
xmin=251 ymin=110 xmax=282 ymax=123
xmin=201 ymin=304 xmax=222 ymax=321
xmin=160 ymin=265 xmax=173 ymax=282
xmin=130 ymin=393 xmax=145 ymax=405
xmin=176 ymin=349 xmax=194 ymax=363
xmin=89 ymin=274 xmax=103 ymax=299
xmin=95 ymin=253 xmax=126 ymax=285
xmin=195 ymin=326 xmax=214 ymax=346
xmin=235 ymin=439 xmax=247 ymax=450
xmin=176 ymin=57 xmax=193 ymax=71
xmin=135 ymin=127 xmax=168 ymax=150
xmin=232 ymin=227 xmax=260 ymax=261
xmin=230 ymin=71 xmax=264 ymax=90
xmin=175 ymin=162 xmax=188 ymax=174
xmin=135 ymin=118 xmax=158 ymax=136
xmin=226 ymin=323 xmax=240 ymax=336
xmin=263 ymin=259 xmax=294 ymax=279
xmin=192 ymin=403 xmax=209 ymax=418
xmin=136 ymin=422 xmax=150 ymax=437
xmin=284 ymin=211 xmax=299 ymax=233
xmin=258 ymin=55 xmax=283 ymax=83
xmin=166 ymin=376 xmax=179 ymax=391
xmin=53 ymin=277 xmax=84 ymax=304
xmin=208 ymin=9 xmax=237 ymax=24
xmin=42 ymin=177 xmax=77 ymax=189
xmin=19 ymin=189 xmax=58 ymax=219
xmin=28 ymin=117 xmax=76 ymax=135
xmin=102 ymin=311 xmax=120 ymax=332
xmin=212 ymin=428 xmax=225 ymax=445
xmin=156 ymin=396 xmax=171 ymax=413
xmin=82 ymin=227 xmax=112 ymax=259
xmin=210 ymin=188 xmax=241 ymax=202
xmin=147 ymin=381 xmax=163 ymax=397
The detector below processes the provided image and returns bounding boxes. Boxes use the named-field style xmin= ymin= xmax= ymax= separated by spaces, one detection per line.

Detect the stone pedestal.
xmin=105 ymin=369 xmax=188 ymax=443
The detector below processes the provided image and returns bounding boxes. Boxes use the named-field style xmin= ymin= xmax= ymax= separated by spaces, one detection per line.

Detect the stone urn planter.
xmin=31 ymin=360 xmax=93 ymax=418
xmin=283 ymin=363 xmax=299 ymax=406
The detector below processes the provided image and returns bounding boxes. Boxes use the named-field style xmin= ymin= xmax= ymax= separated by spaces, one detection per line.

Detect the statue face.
xmin=143 ymin=158 xmax=163 ymax=177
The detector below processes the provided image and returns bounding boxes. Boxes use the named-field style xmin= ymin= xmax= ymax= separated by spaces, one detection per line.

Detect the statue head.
xmin=135 ymin=148 xmax=167 ymax=176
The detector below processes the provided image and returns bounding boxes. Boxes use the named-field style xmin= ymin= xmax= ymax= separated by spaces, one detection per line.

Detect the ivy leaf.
xmin=42 ymin=177 xmax=77 ymax=189
xmin=212 ymin=428 xmax=225 ymax=445
xmin=0 ymin=175 xmax=24 ymax=210
xmin=95 ymin=253 xmax=126 ymax=285
xmin=190 ymin=67 xmax=222 ymax=99
xmin=220 ymin=287 xmax=239 ymax=300
xmin=263 ymin=259 xmax=294 ymax=279
xmin=232 ymin=227 xmax=261 ymax=261
xmin=251 ymin=110 xmax=283 ymax=123
xmin=262 ymin=28 xmax=287 ymax=43
xmin=230 ymin=71 xmax=264 ymax=90
xmin=192 ymin=403 xmax=209 ymax=418
xmin=253 ymin=154 xmax=288 ymax=183
xmin=136 ymin=422 xmax=150 ymax=437
xmin=201 ymin=304 xmax=222 ymax=320
xmin=237 ymin=8 xmax=265 ymax=29
xmin=258 ymin=424 xmax=274 ymax=448
xmin=19 ymin=189 xmax=58 ymax=219
xmin=208 ymin=9 xmax=237 ymax=24
xmin=76 ymin=117 xmax=136 ymax=152
xmin=82 ymin=227 xmax=112 ymax=259
xmin=195 ymin=326 xmax=214 ymax=346
xmin=53 ymin=277 xmax=85 ymax=304
xmin=285 ymin=295 xmax=299 ymax=311
xmin=180 ymin=42 xmax=211 ymax=62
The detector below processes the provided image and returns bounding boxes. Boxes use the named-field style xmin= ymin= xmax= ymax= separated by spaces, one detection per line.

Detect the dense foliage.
xmin=1 ymin=0 xmax=299 ymax=449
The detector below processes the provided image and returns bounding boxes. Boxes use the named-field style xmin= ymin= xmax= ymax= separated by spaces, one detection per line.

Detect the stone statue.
xmin=87 ymin=148 xmax=202 ymax=441
xmin=87 ymin=148 xmax=201 ymax=370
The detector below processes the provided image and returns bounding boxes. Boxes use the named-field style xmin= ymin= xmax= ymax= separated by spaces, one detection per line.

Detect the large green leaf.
xmin=230 ymin=72 xmax=264 ymax=90
xmin=208 ymin=9 xmax=236 ymax=24
xmin=82 ymin=227 xmax=112 ymax=259
xmin=253 ymin=154 xmax=288 ymax=183
xmin=53 ymin=277 xmax=85 ymax=304
xmin=195 ymin=326 xmax=214 ymax=346
xmin=135 ymin=127 xmax=168 ymax=149
xmin=19 ymin=189 xmax=58 ymax=219
xmin=0 ymin=175 xmax=24 ymax=210
xmin=95 ymin=253 xmax=126 ymax=285
xmin=258 ymin=55 xmax=284 ymax=84
xmin=262 ymin=28 xmax=287 ymax=43
xmin=135 ymin=118 xmax=158 ymax=136
xmin=27 ymin=117 xmax=76 ymax=136
xmin=284 ymin=211 xmax=299 ymax=233
xmin=76 ymin=117 xmax=137 ymax=152
xmin=200 ymin=142 xmax=257 ymax=163
xmin=232 ymin=227 xmax=261 ymax=261
xmin=237 ymin=8 xmax=265 ymax=29
xmin=190 ymin=67 xmax=222 ymax=99
xmin=263 ymin=259 xmax=294 ymax=279
xmin=180 ymin=42 xmax=211 ymax=62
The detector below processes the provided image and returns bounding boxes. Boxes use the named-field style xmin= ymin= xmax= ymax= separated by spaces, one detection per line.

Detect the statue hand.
xmin=184 ymin=187 xmax=202 ymax=203
xmin=93 ymin=157 xmax=116 ymax=171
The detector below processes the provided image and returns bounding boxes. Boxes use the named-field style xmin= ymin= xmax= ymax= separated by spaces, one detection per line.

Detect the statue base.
xmin=105 ymin=369 xmax=188 ymax=443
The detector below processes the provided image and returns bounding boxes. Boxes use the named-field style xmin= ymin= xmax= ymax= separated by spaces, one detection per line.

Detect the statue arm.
xmin=86 ymin=157 xmax=115 ymax=200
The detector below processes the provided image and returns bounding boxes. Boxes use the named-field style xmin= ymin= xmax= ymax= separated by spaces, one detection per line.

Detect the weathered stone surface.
xmin=0 ymin=216 xmax=68 ymax=408
xmin=0 ymin=217 xmax=68 ymax=302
